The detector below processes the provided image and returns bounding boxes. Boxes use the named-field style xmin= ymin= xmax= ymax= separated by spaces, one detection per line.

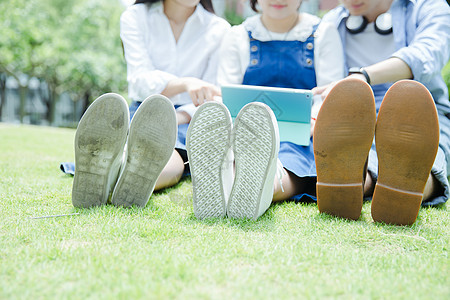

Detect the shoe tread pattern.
xmin=187 ymin=103 xmax=231 ymax=219
xmin=72 ymin=93 xmax=128 ymax=208
xmin=111 ymin=95 xmax=176 ymax=208
xmin=313 ymin=79 xmax=376 ymax=220
xmin=228 ymin=104 xmax=275 ymax=219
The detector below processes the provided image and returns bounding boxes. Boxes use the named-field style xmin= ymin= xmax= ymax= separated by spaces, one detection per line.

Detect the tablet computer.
xmin=221 ymin=84 xmax=312 ymax=145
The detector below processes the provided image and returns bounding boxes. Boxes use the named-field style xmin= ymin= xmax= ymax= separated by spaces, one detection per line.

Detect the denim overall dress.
xmin=242 ymin=26 xmax=319 ymax=201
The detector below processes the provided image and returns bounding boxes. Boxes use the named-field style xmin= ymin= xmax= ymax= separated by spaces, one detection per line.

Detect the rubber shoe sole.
xmin=111 ymin=95 xmax=177 ymax=208
xmin=314 ymin=78 xmax=376 ymax=220
xmin=371 ymin=80 xmax=439 ymax=225
xmin=227 ymin=102 xmax=279 ymax=220
xmin=72 ymin=93 xmax=129 ymax=208
xmin=186 ymin=102 xmax=232 ymax=219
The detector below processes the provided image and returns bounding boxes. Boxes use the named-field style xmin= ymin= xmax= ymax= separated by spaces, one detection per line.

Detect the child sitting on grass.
xmin=313 ymin=0 xmax=450 ymax=225
xmin=70 ymin=0 xmax=229 ymax=208
xmin=186 ymin=0 xmax=345 ymax=220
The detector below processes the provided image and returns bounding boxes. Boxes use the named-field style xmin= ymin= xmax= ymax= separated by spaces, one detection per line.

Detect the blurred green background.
xmin=0 ymin=0 xmax=126 ymax=127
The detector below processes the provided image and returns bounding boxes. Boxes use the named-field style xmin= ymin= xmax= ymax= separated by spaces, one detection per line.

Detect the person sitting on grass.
xmin=311 ymin=0 xmax=450 ymax=225
xmin=185 ymin=0 xmax=345 ymax=220
xmin=70 ymin=0 xmax=229 ymax=208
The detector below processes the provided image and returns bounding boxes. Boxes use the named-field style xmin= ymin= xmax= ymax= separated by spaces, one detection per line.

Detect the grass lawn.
xmin=0 ymin=123 xmax=449 ymax=299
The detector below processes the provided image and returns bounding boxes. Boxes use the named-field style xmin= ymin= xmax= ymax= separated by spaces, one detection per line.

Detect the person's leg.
xmin=275 ymin=139 xmax=318 ymax=203
xmin=273 ymin=171 xmax=309 ymax=201
xmin=422 ymin=173 xmax=441 ymax=201
xmin=364 ymin=171 xmax=375 ymax=197
xmin=154 ymin=150 xmax=185 ymax=190
xmin=177 ymin=111 xmax=191 ymax=125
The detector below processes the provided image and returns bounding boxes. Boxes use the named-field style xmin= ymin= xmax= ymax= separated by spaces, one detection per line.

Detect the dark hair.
xmin=249 ymin=0 xmax=258 ymax=12
xmin=134 ymin=0 xmax=215 ymax=13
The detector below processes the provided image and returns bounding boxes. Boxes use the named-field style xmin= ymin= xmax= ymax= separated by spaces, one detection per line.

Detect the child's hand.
xmin=312 ymin=82 xmax=335 ymax=101
xmin=183 ymin=78 xmax=221 ymax=106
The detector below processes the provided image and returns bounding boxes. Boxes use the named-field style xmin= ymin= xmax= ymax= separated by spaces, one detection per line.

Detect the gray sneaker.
xmin=111 ymin=94 xmax=177 ymax=208
xmin=72 ymin=93 xmax=129 ymax=208
xmin=227 ymin=102 xmax=279 ymax=220
xmin=186 ymin=102 xmax=233 ymax=219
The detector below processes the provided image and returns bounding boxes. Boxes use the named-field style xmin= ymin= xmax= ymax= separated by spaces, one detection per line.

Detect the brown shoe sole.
xmin=371 ymin=80 xmax=439 ymax=225
xmin=314 ymin=78 xmax=376 ymax=220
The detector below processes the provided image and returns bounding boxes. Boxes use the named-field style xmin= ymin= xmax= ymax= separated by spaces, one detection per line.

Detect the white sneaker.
xmin=111 ymin=94 xmax=177 ymax=207
xmin=227 ymin=102 xmax=280 ymax=220
xmin=186 ymin=102 xmax=233 ymax=219
xmin=72 ymin=93 xmax=129 ymax=208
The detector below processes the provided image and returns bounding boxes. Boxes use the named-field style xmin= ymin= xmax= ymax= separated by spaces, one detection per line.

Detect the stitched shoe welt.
xmin=111 ymin=94 xmax=177 ymax=208
xmin=72 ymin=93 xmax=129 ymax=208
xmin=314 ymin=78 xmax=376 ymax=220
xmin=372 ymin=80 xmax=439 ymax=225
xmin=186 ymin=102 xmax=232 ymax=219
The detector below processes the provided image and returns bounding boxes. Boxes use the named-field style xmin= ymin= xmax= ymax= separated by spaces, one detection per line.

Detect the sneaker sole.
xmin=227 ymin=102 xmax=278 ymax=220
xmin=111 ymin=95 xmax=177 ymax=208
xmin=72 ymin=93 xmax=129 ymax=208
xmin=371 ymin=80 xmax=439 ymax=225
xmin=314 ymin=78 xmax=376 ymax=220
xmin=186 ymin=102 xmax=232 ymax=219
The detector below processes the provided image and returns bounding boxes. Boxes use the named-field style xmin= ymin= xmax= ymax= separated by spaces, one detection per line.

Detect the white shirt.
xmin=217 ymin=14 xmax=345 ymax=117
xmin=120 ymin=2 xmax=230 ymax=115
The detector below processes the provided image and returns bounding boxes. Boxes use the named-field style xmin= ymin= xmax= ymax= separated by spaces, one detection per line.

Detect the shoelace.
xmin=276 ymin=159 xmax=287 ymax=193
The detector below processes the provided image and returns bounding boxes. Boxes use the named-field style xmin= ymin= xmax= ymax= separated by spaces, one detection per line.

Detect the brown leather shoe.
xmin=314 ymin=78 xmax=376 ymax=220
xmin=371 ymin=80 xmax=439 ymax=226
